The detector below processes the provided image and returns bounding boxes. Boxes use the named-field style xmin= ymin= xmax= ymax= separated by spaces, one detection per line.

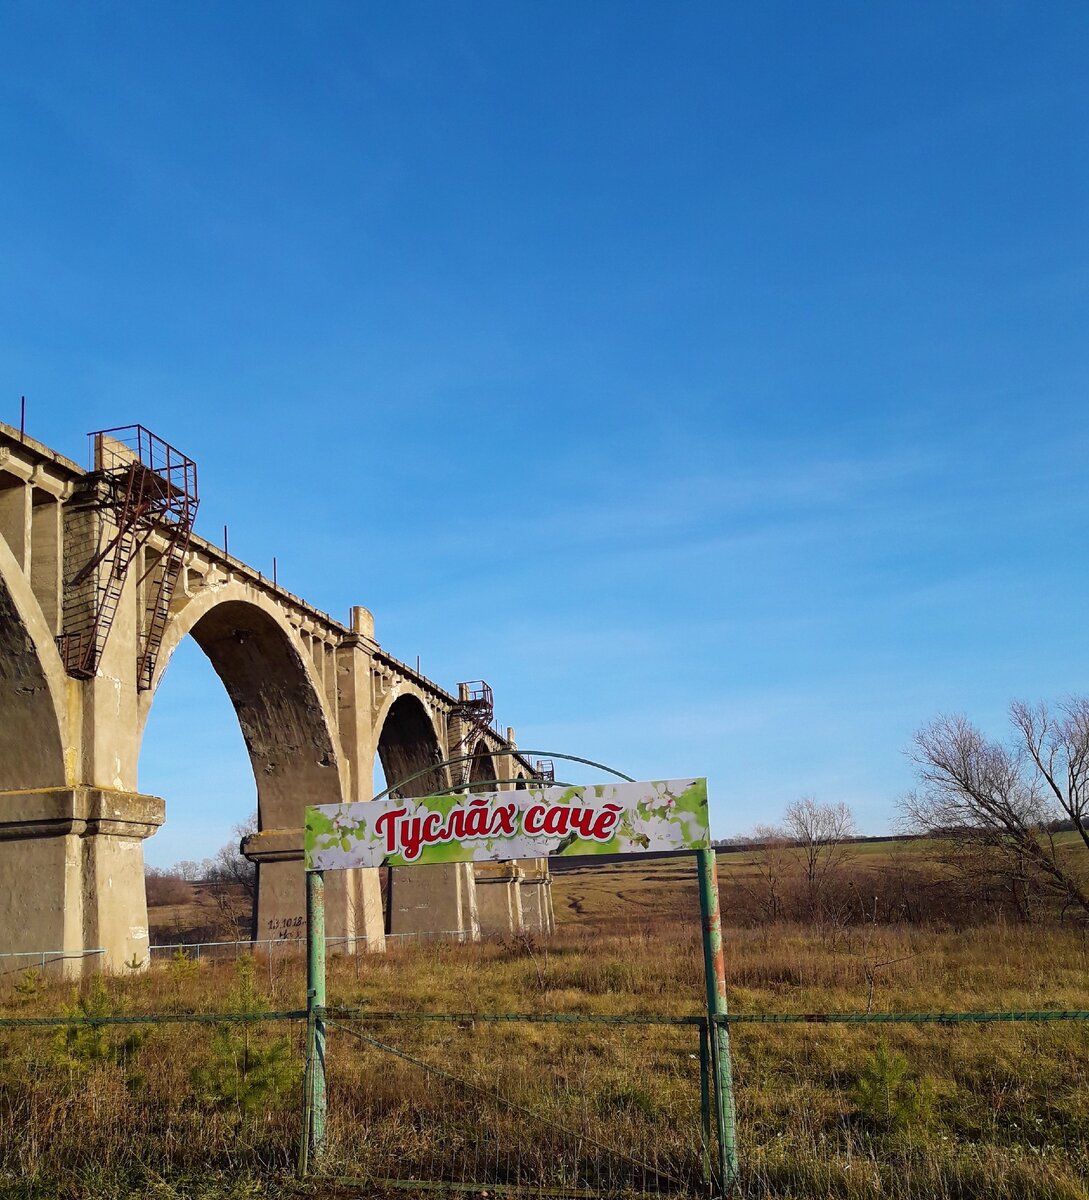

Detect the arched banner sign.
xmin=304 ymin=778 xmax=710 ymax=870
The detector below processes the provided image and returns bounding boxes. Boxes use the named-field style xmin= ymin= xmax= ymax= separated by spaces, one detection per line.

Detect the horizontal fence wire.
xmin=0 ymin=949 xmax=105 ymax=959
xmin=0 ymin=948 xmax=106 ymax=980
xmin=324 ymin=1008 xmax=704 ymax=1026
xmin=146 ymin=930 xmax=475 ymax=960
xmin=322 ymin=1007 xmax=1089 ymax=1026
xmin=720 ymin=1009 xmax=1089 ymax=1024
xmin=3 ymin=1006 xmax=1085 ymax=1030
xmin=0 ymin=1010 xmax=305 ymax=1028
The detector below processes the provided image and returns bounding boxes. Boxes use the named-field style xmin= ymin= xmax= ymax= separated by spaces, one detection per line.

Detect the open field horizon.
xmin=145 ymin=831 xmax=1089 ymax=949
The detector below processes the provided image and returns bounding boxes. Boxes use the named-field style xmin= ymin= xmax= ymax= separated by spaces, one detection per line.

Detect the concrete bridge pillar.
xmin=519 ymin=861 xmax=556 ymax=936
xmin=241 ymin=830 xmax=384 ymax=948
xmin=230 ymin=624 xmax=386 ymax=950
xmin=474 ymin=860 xmax=524 ymax=936
xmin=0 ymin=788 xmax=163 ymax=973
xmin=0 ymin=468 xmax=163 ymax=975
xmin=387 ymin=862 xmax=480 ymax=942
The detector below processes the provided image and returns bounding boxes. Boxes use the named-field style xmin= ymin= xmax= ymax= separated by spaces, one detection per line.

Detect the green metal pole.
xmin=698 ymin=1020 xmax=713 ymax=1196
xmin=697 ymin=848 xmax=738 ymax=1193
xmin=306 ymin=869 xmax=327 ymax=1165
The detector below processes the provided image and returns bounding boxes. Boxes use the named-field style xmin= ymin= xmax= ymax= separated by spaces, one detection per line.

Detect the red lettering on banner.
xmin=524 ymin=804 xmax=546 ymax=835
xmin=569 ymin=807 xmax=596 ymax=838
xmin=401 ymin=816 xmax=424 ymax=861
xmin=372 ymin=795 xmax=630 ymax=859
xmin=542 ymin=806 xmax=571 ymax=837
xmin=465 ymin=797 xmax=491 ymax=838
xmin=443 ymin=809 xmax=466 ymax=840
xmin=589 ymin=803 xmax=623 ymax=841
xmin=490 ymin=803 xmax=517 ymax=836
xmin=375 ymin=806 xmax=407 ymax=853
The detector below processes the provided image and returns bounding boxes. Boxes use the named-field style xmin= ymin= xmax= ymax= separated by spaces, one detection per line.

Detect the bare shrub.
xmin=782 ymin=797 xmax=857 ymax=909
xmin=144 ymin=870 xmax=192 ymax=907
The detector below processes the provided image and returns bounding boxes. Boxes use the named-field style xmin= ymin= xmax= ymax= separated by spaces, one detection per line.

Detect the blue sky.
xmin=3 ymin=3 xmax=1088 ymax=864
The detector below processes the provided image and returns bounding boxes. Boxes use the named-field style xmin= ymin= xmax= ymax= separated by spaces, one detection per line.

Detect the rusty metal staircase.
xmin=59 ymin=426 xmax=198 ymax=685
xmin=450 ymin=680 xmax=498 ymax=784
xmin=136 ymin=521 xmax=191 ymax=690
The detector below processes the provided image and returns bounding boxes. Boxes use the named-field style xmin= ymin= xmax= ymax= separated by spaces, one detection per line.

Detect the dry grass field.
xmin=2 ymin=851 xmax=1088 ymax=1199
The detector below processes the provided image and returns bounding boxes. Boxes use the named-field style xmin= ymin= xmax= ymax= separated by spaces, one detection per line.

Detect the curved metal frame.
xmin=416 ymin=777 xmax=576 ymax=797
xmin=372 ymin=749 xmax=635 ymax=802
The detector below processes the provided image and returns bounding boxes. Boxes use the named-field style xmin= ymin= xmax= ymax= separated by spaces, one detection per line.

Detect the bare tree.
xmin=738 ymin=802 xmax=857 ymax=921
xmin=1011 ymin=699 xmax=1089 ymax=853
xmin=206 ymin=813 xmax=258 ymax=902
xmin=782 ymin=797 xmax=857 ymax=908
xmin=197 ymin=814 xmax=257 ymax=938
xmin=144 ymin=866 xmax=192 ymax=907
xmin=903 ymin=707 xmax=1089 ymax=921
xmin=739 ymin=823 xmax=794 ymax=921
xmin=173 ymin=859 xmax=208 ymax=882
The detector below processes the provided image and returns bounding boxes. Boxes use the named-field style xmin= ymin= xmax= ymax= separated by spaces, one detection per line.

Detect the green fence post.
xmin=698 ymin=1018 xmax=714 ymax=1195
xmin=697 ymin=848 xmax=739 ymax=1192
xmin=305 ymin=869 xmax=327 ymax=1167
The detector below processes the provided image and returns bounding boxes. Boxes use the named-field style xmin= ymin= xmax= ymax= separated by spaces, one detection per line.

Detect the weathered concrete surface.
xmin=0 ymin=422 xmax=552 ymax=972
xmin=475 ymin=861 xmax=524 ymax=936
xmin=0 ymin=787 xmax=163 ymax=971
xmin=241 ymin=826 xmax=385 ymax=950
xmin=519 ymin=860 xmax=556 ymax=936
xmin=387 ymin=862 xmax=479 ymax=941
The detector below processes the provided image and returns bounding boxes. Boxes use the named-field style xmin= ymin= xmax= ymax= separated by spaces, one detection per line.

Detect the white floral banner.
xmin=304 ymin=778 xmax=709 ymax=871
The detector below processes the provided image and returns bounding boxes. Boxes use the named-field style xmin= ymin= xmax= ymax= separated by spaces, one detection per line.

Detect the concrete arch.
xmin=469 ymin=740 xmax=497 ymax=787
xmin=377 ymin=690 xmax=475 ymax=939
xmin=375 ymin=689 xmax=449 ymax=799
xmin=139 ymin=583 xmax=347 ymax=829
xmin=0 ymin=536 xmax=69 ymax=790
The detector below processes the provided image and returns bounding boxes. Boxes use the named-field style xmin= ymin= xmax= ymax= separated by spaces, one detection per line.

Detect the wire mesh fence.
xmin=728 ymin=1016 xmax=1089 ymax=1197
xmin=0 ymin=1009 xmax=306 ymax=1180
xmin=1 ymin=979 xmax=1088 ymax=1197
xmin=320 ymin=1012 xmax=711 ymax=1197
xmin=299 ymin=1008 xmax=1089 ymax=1199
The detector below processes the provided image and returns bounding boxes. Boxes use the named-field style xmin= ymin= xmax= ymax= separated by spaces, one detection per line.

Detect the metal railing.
xmin=0 ymin=947 xmax=105 ymax=973
xmin=146 ymin=930 xmax=477 ymax=961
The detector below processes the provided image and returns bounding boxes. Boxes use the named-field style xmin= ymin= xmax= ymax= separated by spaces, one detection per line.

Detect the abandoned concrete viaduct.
xmin=0 ymin=422 xmax=554 ymax=973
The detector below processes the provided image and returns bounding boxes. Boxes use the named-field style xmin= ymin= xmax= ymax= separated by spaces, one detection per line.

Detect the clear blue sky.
xmin=3 ymin=3 xmax=1088 ymax=865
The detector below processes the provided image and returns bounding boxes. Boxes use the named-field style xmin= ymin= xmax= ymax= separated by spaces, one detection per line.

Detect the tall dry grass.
xmin=1 ymin=923 xmax=1087 ymax=1198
